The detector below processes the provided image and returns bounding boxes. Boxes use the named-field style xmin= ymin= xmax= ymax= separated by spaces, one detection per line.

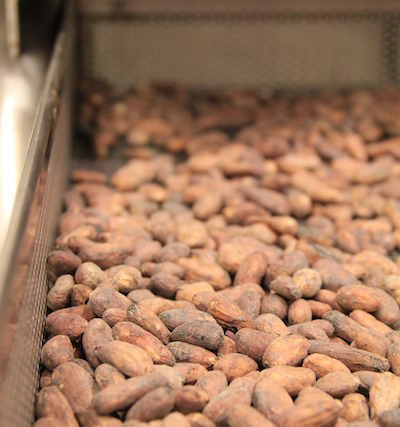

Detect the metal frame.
xmin=0 ymin=1 xmax=399 ymax=424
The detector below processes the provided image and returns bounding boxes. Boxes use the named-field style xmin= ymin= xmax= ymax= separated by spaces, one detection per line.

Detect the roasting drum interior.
xmin=2 ymin=1 xmax=400 ymax=426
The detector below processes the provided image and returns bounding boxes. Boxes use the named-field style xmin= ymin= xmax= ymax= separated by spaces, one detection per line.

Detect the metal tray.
xmin=3 ymin=1 xmax=400 ymax=425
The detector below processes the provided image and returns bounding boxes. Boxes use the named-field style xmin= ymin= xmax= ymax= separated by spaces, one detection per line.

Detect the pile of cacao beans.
xmin=36 ymin=82 xmax=400 ymax=427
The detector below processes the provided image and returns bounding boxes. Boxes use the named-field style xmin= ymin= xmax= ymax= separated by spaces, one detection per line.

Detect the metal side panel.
xmin=0 ymin=0 xmax=62 ymax=266
xmin=0 ymin=2 xmax=75 ymax=426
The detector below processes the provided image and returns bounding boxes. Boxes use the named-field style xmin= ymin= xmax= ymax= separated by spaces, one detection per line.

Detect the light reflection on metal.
xmin=0 ymin=64 xmax=42 ymax=260
xmin=4 ymin=0 xmax=20 ymax=58
xmin=0 ymin=94 xmax=18 ymax=247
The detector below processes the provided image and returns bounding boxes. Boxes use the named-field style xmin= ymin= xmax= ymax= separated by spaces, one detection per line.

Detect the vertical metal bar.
xmin=4 ymin=0 xmax=20 ymax=58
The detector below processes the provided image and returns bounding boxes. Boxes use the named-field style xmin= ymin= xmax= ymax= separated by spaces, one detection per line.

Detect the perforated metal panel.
xmin=79 ymin=11 xmax=400 ymax=93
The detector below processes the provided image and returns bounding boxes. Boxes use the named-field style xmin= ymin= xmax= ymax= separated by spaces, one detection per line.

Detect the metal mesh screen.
xmin=79 ymin=11 xmax=400 ymax=93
